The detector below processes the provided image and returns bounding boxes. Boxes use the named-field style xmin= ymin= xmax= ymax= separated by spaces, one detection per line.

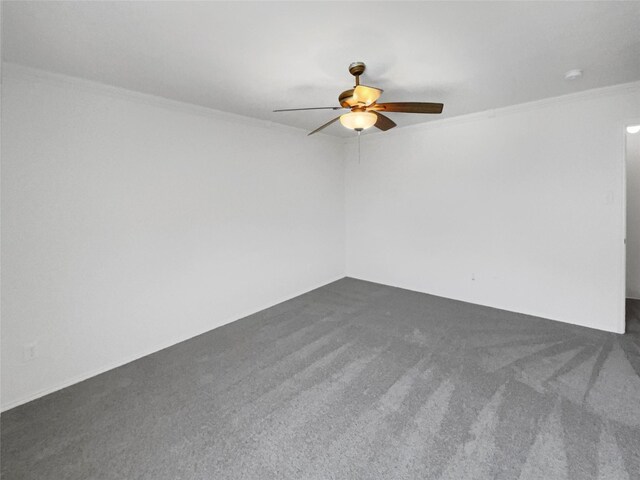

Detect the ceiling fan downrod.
xmin=348 ymin=61 xmax=366 ymax=87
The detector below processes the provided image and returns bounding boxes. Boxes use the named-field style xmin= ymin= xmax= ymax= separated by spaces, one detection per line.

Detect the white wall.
xmin=627 ymin=129 xmax=640 ymax=299
xmin=1 ymin=65 xmax=345 ymax=410
xmin=346 ymin=83 xmax=640 ymax=334
xmin=3 ymin=63 xmax=638 ymax=411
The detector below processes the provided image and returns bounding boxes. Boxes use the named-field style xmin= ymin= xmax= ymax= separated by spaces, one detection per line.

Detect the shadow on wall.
xmin=627 ymin=126 xmax=640 ymax=299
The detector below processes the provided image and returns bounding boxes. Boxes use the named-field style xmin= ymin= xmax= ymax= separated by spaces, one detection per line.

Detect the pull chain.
xmin=357 ymin=129 xmax=361 ymax=164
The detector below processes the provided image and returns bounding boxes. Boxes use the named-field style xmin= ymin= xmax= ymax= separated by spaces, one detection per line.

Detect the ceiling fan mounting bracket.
xmin=348 ymin=62 xmax=366 ymax=77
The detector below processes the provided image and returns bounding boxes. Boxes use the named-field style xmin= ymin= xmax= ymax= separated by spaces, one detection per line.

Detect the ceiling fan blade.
xmin=370 ymin=102 xmax=444 ymax=114
xmin=373 ymin=112 xmax=396 ymax=131
xmin=273 ymin=106 xmax=344 ymax=112
xmin=308 ymin=116 xmax=341 ymax=136
xmin=353 ymin=85 xmax=383 ymax=106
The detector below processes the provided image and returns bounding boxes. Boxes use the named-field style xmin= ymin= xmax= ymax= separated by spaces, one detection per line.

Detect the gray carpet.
xmin=2 ymin=278 xmax=640 ymax=479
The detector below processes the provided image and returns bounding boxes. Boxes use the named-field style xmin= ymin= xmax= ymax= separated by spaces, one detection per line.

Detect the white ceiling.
xmin=3 ymin=1 xmax=640 ymax=137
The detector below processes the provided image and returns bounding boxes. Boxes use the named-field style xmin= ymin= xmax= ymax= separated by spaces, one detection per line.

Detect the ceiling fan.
xmin=274 ymin=62 xmax=444 ymax=136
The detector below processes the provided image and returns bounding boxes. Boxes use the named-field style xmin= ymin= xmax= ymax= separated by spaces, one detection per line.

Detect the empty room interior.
xmin=1 ymin=1 xmax=640 ymax=478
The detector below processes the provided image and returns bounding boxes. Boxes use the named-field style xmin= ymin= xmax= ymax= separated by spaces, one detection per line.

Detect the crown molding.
xmin=1 ymin=62 xmax=331 ymax=141
xmin=4 ymin=62 xmax=638 ymax=145
xmin=345 ymin=79 xmax=640 ymax=144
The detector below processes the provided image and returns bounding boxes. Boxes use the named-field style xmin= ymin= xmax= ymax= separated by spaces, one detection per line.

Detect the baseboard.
xmin=1 ymin=274 xmax=346 ymax=413
xmin=345 ymin=275 xmax=625 ymax=335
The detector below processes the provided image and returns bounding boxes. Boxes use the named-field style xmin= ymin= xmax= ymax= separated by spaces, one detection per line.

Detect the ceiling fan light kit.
xmin=274 ymin=62 xmax=444 ymax=136
xmin=340 ymin=111 xmax=377 ymax=131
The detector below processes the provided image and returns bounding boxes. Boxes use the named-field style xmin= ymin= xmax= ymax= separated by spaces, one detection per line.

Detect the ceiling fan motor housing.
xmin=339 ymin=89 xmax=356 ymax=108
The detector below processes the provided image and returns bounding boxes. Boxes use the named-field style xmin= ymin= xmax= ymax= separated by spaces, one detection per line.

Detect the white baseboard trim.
xmin=346 ymin=275 xmax=625 ymax=335
xmin=1 ymin=275 xmax=346 ymax=412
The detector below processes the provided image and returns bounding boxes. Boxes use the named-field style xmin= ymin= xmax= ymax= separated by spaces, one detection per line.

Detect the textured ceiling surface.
xmin=3 ymin=1 xmax=640 ymax=136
